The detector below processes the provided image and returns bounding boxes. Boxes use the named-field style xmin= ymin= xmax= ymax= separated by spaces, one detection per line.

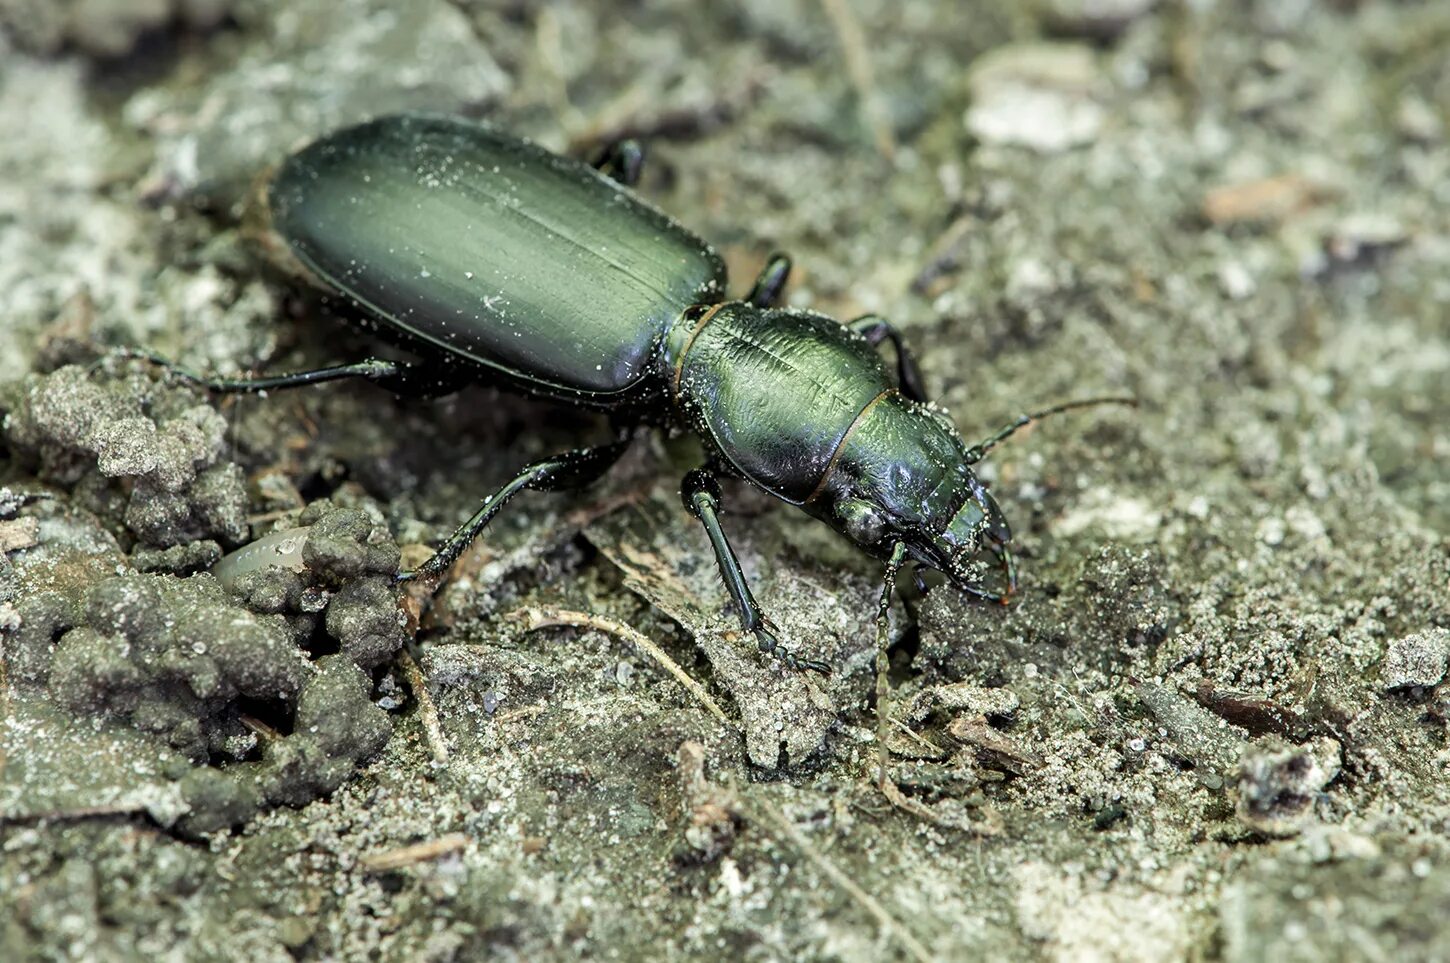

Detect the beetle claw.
xmin=753 ymin=622 xmax=831 ymax=675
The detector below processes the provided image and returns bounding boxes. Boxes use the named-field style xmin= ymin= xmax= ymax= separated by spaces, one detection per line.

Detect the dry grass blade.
xmin=398 ymin=650 xmax=450 ymax=766
xmin=1 ymin=802 xmax=149 ymax=825
xmin=512 ymin=606 xmax=733 ymax=728
xmin=748 ymin=797 xmax=933 ymax=963
xmin=819 ymin=0 xmax=897 ymax=160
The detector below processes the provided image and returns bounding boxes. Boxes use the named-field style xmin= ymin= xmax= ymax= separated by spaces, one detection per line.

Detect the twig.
xmin=878 ymin=773 xmax=955 ymax=825
xmin=239 ymin=713 xmax=282 ymax=743
xmin=0 ymin=802 xmax=148 ymax=825
xmin=535 ymin=6 xmax=585 ymax=134
xmin=748 ymin=797 xmax=933 ymax=963
xmin=819 ymin=0 xmax=897 ymax=160
xmin=566 ymin=69 xmax=773 ymax=154
xmin=0 ymin=627 xmax=10 ymax=789
xmin=360 ymin=833 xmax=471 ymax=872
xmin=494 ymin=704 xmax=545 ymax=725
xmin=910 ymin=211 xmax=976 ymax=294
xmin=397 ymin=650 xmax=450 ymax=766
xmin=511 ymin=606 xmax=732 ymax=728
xmin=889 ymin=716 xmax=946 ymax=757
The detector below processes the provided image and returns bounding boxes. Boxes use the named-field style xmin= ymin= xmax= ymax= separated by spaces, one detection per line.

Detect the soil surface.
xmin=2 ymin=1 xmax=1448 ymax=960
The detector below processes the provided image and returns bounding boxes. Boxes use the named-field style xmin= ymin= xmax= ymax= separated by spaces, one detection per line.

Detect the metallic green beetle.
xmin=156 ymin=114 xmax=1126 ymax=673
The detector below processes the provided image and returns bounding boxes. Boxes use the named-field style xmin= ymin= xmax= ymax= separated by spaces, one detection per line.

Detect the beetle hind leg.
xmin=591 ymin=139 xmax=646 ymax=187
xmin=746 ymin=253 xmax=792 ymax=307
xmin=399 ymin=437 xmax=632 ymax=586
xmin=112 ymin=348 xmax=473 ymax=398
xmin=681 ymin=468 xmax=829 ymax=674
xmin=848 ymin=316 xmax=929 ymax=403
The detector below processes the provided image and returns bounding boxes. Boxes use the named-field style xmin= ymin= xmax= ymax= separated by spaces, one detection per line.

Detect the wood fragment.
xmin=1193 ymin=680 xmax=1306 ymax=740
xmin=360 ymin=833 xmax=471 ymax=872
xmin=0 ymin=517 xmax=39 ymax=554
xmin=1201 ymin=173 xmax=1324 ymax=226
xmin=239 ymin=713 xmax=281 ymax=743
xmin=945 ymin=715 xmax=1045 ymax=774
xmin=493 ymin=704 xmax=545 ymax=725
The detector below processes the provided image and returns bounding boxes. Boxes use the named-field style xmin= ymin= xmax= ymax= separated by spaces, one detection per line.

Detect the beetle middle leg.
xmin=848 ymin=316 xmax=928 ymax=403
xmin=398 ymin=437 xmax=632 ymax=586
xmin=681 ymin=468 xmax=829 ymax=674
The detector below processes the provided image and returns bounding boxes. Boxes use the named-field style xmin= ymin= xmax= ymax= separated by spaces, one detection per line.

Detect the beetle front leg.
xmin=399 ymin=437 xmax=631 ymax=586
xmin=874 ymin=541 xmax=909 ymax=789
xmin=591 ymin=139 xmax=646 ymax=187
xmin=848 ymin=316 xmax=928 ymax=403
xmin=681 ymin=469 xmax=829 ymax=674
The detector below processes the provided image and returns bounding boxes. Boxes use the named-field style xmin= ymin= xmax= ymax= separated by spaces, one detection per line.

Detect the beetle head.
xmin=812 ymin=392 xmax=1015 ymax=600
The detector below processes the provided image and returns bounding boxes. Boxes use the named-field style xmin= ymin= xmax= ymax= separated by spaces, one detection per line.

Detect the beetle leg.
xmin=591 ymin=139 xmax=646 ymax=187
xmin=369 ymin=364 xmax=477 ymax=398
xmin=681 ymin=468 xmax=829 ymax=674
xmin=398 ymin=438 xmax=632 ymax=586
xmin=746 ymin=253 xmax=792 ymax=307
xmin=117 ymin=348 xmax=406 ymax=393
xmin=847 ymin=316 xmax=929 ymax=403
xmin=874 ymin=541 xmax=909 ymax=790
xmin=116 ymin=348 xmax=473 ymax=398
xmin=994 ymin=543 xmax=1018 ymax=597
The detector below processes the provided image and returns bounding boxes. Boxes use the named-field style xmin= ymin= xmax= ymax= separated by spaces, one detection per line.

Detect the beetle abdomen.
xmin=266 ymin=114 xmax=726 ymax=400
xmin=672 ymin=304 xmax=893 ymax=503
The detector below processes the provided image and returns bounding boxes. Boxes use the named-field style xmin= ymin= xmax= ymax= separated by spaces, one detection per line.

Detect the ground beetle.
xmin=141 ymin=114 xmax=1129 ymax=674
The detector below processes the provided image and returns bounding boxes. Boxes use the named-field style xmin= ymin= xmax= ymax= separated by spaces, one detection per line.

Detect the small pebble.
xmin=1382 ymin=628 xmax=1450 ymax=691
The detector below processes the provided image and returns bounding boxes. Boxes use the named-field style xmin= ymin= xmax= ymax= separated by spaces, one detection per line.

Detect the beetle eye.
xmin=837 ymin=499 xmax=887 ymax=546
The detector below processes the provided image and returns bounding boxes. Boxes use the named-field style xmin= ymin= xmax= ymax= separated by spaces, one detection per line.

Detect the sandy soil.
xmin=2 ymin=1 xmax=1448 ymax=960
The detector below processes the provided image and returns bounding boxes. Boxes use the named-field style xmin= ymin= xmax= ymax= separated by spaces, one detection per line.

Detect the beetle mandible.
xmin=138 ymin=114 xmax=1130 ymax=674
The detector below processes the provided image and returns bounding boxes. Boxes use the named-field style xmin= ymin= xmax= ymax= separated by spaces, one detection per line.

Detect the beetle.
xmin=139 ymin=113 xmax=1130 ymax=674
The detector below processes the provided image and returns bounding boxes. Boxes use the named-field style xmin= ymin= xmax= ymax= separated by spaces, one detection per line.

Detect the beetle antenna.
xmin=964 ymin=394 xmax=1137 ymax=465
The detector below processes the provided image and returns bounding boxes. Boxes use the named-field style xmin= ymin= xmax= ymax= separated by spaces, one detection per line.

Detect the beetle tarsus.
xmin=754 ymin=620 xmax=831 ymax=675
